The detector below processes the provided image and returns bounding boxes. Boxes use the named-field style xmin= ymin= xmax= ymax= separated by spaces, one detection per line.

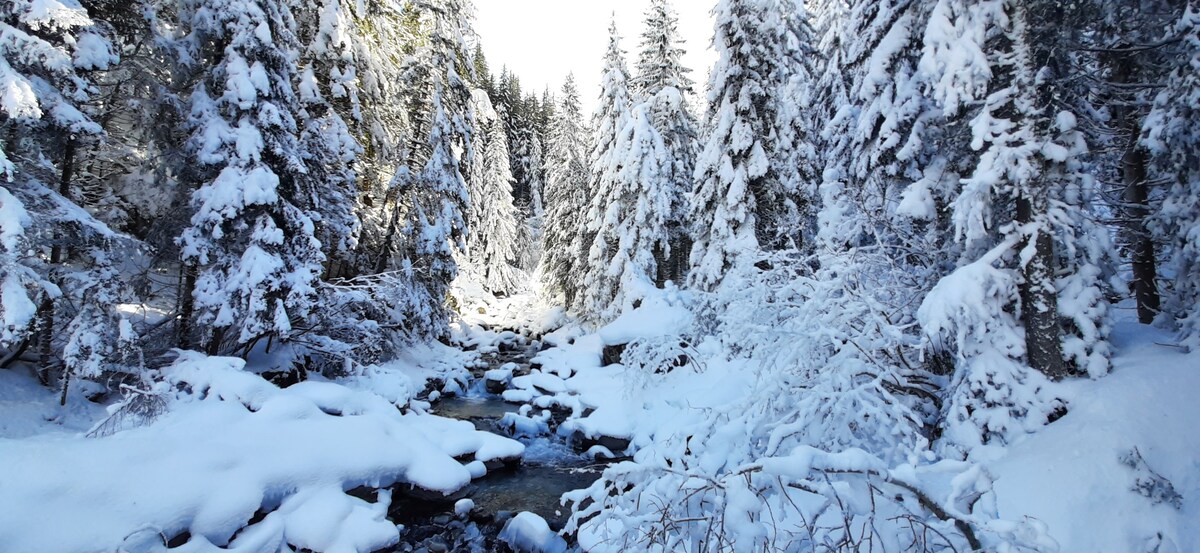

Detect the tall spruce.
xmin=540 ymin=75 xmax=590 ymax=305
xmin=580 ymin=21 xmax=673 ymax=322
xmin=689 ymin=0 xmax=817 ymax=290
xmin=1143 ymin=5 xmax=1200 ymax=351
xmin=633 ymin=0 xmax=699 ymax=284
xmin=177 ymin=0 xmax=326 ymax=357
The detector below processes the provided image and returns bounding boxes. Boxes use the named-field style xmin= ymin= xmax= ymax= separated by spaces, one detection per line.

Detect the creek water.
xmin=382 ymin=340 xmax=606 ymax=551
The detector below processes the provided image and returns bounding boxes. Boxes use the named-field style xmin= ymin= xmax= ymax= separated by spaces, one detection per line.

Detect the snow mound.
xmin=0 ymin=352 xmax=524 ymax=553
xmin=597 ymin=288 xmax=694 ymax=346
xmin=499 ymin=512 xmax=568 ymax=553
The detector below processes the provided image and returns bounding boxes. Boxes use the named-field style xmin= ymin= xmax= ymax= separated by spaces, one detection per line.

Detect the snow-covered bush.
xmin=63 ymin=256 xmax=146 ymax=392
xmin=566 ymin=250 xmax=968 ymax=551
xmin=712 ymin=252 xmax=934 ymax=464
xmin=567 ymin=445 xmax=1055 ymax=552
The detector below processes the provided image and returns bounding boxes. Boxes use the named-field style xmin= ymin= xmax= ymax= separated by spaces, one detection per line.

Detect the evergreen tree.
xmin=464 ymin=89 xmax=522 ymax=295
xmin=1 ymin=0 xmax=113 ymax=350
xmin=633 ymin=0 xmax=695 ymax=99
xmin=477 ymin=118 xmax=524 ymax=294
xmin=371 ymin=0 xmax=475 ymax=339
xmin=580 ymin=104 xmax=672 ymax=322
xmin=578 ymin=21 xmax=640 ymax=320
xmin=0 ymin=0 xmax=128 ymax=387
xmin=408 ymin=85 xmax=470 ymax=318
xmin=293 ymin=0 xmax=369 ymax=271
xmin=177 ymin=0 xmax=326 ymax=356
xmin=689 ymin=0 xmax=816 ymax=290
xmin=540 ymin=75 xmax=590 ymax=305
xmin=633 ymin=0 xmax=699 ymax=285
xmin=1143 ymin=4 xmax=1200 ymax=351
xmin=920 ymin=0 xmax=1115 ymax=455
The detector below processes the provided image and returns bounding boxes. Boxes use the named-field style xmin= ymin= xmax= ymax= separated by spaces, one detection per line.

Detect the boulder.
xmin=601 ymin=343 xmax=626 ymax=366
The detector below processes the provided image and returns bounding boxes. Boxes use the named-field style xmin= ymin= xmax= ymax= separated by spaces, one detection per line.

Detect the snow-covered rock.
xmin=499 ymin=512 xmax=568 ymax=553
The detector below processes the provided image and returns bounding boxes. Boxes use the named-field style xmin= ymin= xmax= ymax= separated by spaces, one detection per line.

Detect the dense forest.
xmin=1 ymin=0 xmax=1198 ymax=551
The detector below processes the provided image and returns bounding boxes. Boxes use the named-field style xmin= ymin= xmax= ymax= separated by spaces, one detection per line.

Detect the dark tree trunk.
xmin=205 ymin=326 xmax=226 ymax=357
xmin=1016 ymin=193 xmax=1067 ymax=380
xmin=177 ymin=263 xmax=198 ymax=349
xmin=1123 ymin=144 xmax=1160 ymax=324
xmin=1109 ymin=52 xmax=1161 ymax=324
xmin=37 ymin=137 xmax=77 ymax=382
xmin=376 ymin=205 xmax=402 ymax=274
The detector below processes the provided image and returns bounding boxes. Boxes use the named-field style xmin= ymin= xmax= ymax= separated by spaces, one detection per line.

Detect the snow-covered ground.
xmin=1 ymin=284 xmax=1195 ymax=553
xmin=470 ymin=290 xmax=1200 ymax=552
xmin=0 ymin=347 xmax=523 ymax=553
xmin=990 ymin=320 xmax=1200 ymax=552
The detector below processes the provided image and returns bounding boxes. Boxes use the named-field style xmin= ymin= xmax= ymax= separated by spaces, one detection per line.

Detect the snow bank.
xmin=989 ymin=322 xmax=1200 ymax=552
xmin=0 ymin=352 xmax=524 ymax=553
xmin=597 ymin=288 xmax=694 ymax=346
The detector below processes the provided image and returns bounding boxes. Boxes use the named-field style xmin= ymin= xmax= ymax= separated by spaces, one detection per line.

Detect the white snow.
xmin=989 ymin=322 xmax=1200 ymax=552
xmin=0 ymin=351 xmax=523 ymax=553
xmin=499 ymin=512 xmax=568 ymax=553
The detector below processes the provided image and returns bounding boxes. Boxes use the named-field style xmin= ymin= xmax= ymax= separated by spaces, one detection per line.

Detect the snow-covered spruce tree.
xmin=0 ymin=188 xmax=50 ymax=353
xmin=1143 ymin=5 xmax=1200 ymax=351
xmin=575 ymin=21 xmax=634 ymax=318
xmin=176 ymin=0 xmax=326 ymax=357
xmin=688 ymin=0 xmax=819 ymax=291
xmin=463 ymin=89 xmax=522 ymax=296
xmin=633 ymin=0 xmax=699 ymax=285
xmin=527 ymin=131 xmax=545 ymax=221
xmin=342 ymin=0 xmax=420 ymax=277
xmin=491 ymin=69 xmax=538 ymax=208
xmin=633 ymin=0 xmax=694 ymax=99
xmin=580 ymin=104 xmax=672 ymax=323
xmin=919 ymin=0 xmax=1114 ymax=456
xmin=293 ymin=0 xmax=368 ymax=275
xmin=405 ymin=85 xmax=470 ymax=332
xmin=518 ymin=132 xmax=546 ymax=272
xmin=815 ymin=0 xmax=950 ymax=263
xmin=359 ymin=0 xmax=475 ymax=340
xmin=540 ymin=75 xmax=591 ymax=305
xmin=478 ymin=118 xmax=523 ymax=294
xmin=0 ymin=0 xmax=123 ymax=379
xmin=464 ymin=89 xmax=494 ymax=258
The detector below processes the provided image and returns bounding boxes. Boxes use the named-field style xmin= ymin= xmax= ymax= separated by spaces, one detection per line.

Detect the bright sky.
xmin=473 ymin=1 xmax=718 ymax=114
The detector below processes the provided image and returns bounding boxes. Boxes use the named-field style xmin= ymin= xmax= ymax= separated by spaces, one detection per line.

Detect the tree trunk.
xmin=37 ymin=137 xmax=77 ymax=381
xmin=177 ymin=263 xmax=198 ymax=349
xmin=205 ymin=326 xmax=226 ymax=357
xmin=1109 ymin=52 xmax=1161 ymax=324
xmin=375 ymin=204 xmax=402 ymax=274
xmin=1016 ymin=193 xmax=1067 ymax=380
xmin=1123 ymin=144 xmax=1160 ymax=324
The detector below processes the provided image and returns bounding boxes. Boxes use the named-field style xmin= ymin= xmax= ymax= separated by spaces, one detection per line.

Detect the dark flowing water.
xmin=433 ymin=396 xmax=601 ymax=529
xmin=383 ymin=341 xmax=606 ymax=551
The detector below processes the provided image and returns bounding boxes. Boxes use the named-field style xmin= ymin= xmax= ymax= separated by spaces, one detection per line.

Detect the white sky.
xmin=472 ymin=1 xmax=718 ymax=114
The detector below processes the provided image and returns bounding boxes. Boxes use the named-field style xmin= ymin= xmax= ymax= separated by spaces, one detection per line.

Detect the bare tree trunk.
xmin=1109 ymin=53 xmax=1161 ymax=324
xmin=1017 ymin=192 xmax=1067 ymax=380
xmin=375 ymin=204 xmax=402 ymax=274
xmin=205 ymin=326 xmax=226 ymax=357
